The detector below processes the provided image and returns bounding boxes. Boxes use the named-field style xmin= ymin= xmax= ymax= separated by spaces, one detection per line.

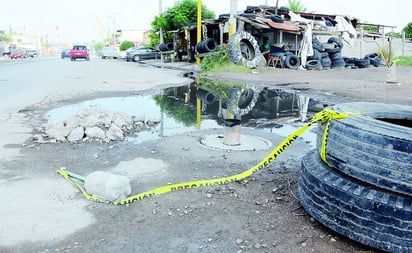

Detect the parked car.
xmin=126 ymin=46 xmax=159 ymax=62
xmin=100 ymin=47 xmax=118 ymax=59
xmin=61 ymin=48 xmax=71 ymax=59
xmin=10 ymin=49 xmax=27 ymax=59
xmin=27 ymin=50 xmax=38 ymax=57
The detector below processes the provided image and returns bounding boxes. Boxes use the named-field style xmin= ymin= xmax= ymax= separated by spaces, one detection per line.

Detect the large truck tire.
xmin=228 ymin=31 xmax=261 ymax=68
xmin=316 ymin=102 xmax=412 ymax=196
xmin=299 ymin=151 xmax=412 ymax=252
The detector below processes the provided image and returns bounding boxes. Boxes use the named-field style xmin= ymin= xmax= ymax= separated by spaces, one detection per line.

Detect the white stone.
xmin=106 ymin=124 xmax=124 ymax=141
xmin=67 ymin=126 xmax=85 ymax=142
xmin=84 ymin=171 xmax=131 ymax=202
xmin=85 ymin=126 xmax=106 ymax=139
xmin=44 ymin=120 xmax=72 ymax=139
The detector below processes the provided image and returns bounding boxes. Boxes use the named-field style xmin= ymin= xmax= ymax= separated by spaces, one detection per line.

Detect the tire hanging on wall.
xmin=196 ymin=38 xmax=217 ymax=54
xmin=228 ymin=31 xmax=261 ymax=69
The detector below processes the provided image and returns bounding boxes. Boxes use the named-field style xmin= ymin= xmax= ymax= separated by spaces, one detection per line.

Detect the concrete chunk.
xmin=84 ymin=171 xmax=131 ymax=202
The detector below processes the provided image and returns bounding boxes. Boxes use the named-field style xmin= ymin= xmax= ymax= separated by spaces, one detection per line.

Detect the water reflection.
xmin=44 ymin=78 xmax=328 ymax=144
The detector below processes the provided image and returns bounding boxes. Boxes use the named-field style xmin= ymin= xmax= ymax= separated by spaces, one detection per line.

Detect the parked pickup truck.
xmin=70 ymin=45 xmax=90 ymax=61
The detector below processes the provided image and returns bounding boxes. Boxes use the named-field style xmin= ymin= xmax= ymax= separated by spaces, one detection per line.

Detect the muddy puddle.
xmin=43 ymin=79 xmax=330 ymax=145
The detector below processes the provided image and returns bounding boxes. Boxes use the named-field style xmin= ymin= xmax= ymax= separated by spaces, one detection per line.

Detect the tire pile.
xmin=307 ymin=37 xmax=385 ymax=70
xmin=307 ymin=37 xmax=345 ymax=70
xmin=298 ymin=102 xmax=412 ymax=252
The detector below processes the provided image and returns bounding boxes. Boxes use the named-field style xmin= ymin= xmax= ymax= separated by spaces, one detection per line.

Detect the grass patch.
xmin=392 ymin=56 xmax=412 ymax=66
xmin=206 ymin=62 xmax=252 ymax=73
xmin=200 ymin=46 xmax=254 ymax=74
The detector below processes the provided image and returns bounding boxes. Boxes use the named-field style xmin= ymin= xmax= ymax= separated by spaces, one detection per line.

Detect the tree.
xmin=403 ymin=22 xmax=412 ymax=38
xmin=288 ymin=0 xmax=307 ymax=12
xmin=120 ymin=41 xmax=135 ymax=51
xmin=150 ymin=0 xmax=215 ymax=45
xmin=0 ymin=30 xmax=12 ymax=43
xmin=93 ymin=42 xmax=104 ymax=52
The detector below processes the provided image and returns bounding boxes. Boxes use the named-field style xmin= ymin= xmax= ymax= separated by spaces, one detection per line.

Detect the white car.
xmin=100 ymin=47 xmax=119 ymax=59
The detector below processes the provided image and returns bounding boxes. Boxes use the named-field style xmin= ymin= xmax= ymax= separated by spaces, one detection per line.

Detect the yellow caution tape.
xmin=319 ymin=111 xmax=361 ymax=167
xmin=56 ymin=109 xmax=353 ymax=206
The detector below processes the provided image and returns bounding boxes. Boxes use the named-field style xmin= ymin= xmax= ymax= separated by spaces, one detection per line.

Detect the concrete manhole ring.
xmin=199 ymin=134 xmax=273 ymax=151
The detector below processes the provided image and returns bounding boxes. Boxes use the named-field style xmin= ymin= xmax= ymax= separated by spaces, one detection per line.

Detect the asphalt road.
xmin=0 ymin=55 xmax=191 ymax=159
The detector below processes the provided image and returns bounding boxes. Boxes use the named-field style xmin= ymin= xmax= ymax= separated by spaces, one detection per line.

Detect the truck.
xmin=70 ymin=45 xmax=90 ymax=61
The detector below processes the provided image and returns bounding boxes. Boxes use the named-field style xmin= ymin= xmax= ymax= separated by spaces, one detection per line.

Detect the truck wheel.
xmin=299 ymin=151 xmax=412 ymax=252
xmin=227 ymin=31 xmax=261 ymax=68
xmin=316 ymin=102 xmax=412 ymax=196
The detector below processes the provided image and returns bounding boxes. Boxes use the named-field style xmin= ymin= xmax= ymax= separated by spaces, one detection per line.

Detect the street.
xmin=0 ymin=56 xmax=190 ymax=159
xmin=1 ymin=56 xmax=410 ymax=252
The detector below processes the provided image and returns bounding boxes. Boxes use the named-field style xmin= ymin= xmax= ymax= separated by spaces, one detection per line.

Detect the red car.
xmin=70 ymin=45 xmax=90 ymax=61
xmin=10 ymin=49 xmax=27 ymax=59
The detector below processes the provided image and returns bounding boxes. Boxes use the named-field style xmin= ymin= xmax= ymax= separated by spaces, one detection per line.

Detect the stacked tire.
xmin=282 ymin=52 xmax=301 ymax=70
xmin=299 ymin=102 xmax=412 ymax=252
xmin=344 ymin=53 xmax=385 ymax=69
xmin=306 ymin=37 xmax=324 ymax=70
xmin=324 ymin=37 xmax=345 ymax=69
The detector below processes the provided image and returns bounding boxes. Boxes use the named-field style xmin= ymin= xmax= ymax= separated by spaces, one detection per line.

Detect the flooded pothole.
xmin=41 ymin=79 xmax=330 ymax=149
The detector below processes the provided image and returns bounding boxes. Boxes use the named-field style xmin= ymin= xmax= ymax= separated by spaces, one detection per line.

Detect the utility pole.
xmin=196 ymin=0 xmax=202 ymax=64
xmin=159 ymin=0 xmax=164 ymax=64
xmin=229 ymin=0 xmax=237 ymax=37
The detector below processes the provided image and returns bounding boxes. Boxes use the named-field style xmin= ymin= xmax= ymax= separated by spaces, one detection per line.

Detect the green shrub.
xmin=120 ymin=41 xmax=135 ymax=51
xmin=200 ymin=46 xmax=250 ymax=73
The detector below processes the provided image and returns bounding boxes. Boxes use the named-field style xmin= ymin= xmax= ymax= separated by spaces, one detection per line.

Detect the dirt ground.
xmin=1 ymin=65 xmax=411 ymax=253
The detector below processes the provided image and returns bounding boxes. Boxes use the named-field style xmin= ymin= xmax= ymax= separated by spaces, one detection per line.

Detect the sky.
xmin=1 ymin=0 xmax=409 ymax=43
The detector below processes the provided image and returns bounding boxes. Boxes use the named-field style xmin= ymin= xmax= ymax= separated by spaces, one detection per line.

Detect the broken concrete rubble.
xmin=36 ymin=106 xmax=160 ymax=143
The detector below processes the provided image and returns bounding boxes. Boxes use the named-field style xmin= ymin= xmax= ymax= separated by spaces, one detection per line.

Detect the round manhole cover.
xmin=199 ymin=134 xmax=272 ymax=151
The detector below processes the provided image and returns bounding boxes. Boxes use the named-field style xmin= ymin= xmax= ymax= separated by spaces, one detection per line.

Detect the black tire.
xmin=305 ymin=59 xmax=322 ymax=70
xmin=320 ymin=52 xmax=329 ymax=58
xmin=355 ymin=58 xmax=370 ymax=68
xmin=327 ymin=36 xmax=343 ymax=49
xmin=370 ymin=58 xmax=384 ymax=67
xmin=196 ymin=38 xmax=217 ymax=53
xmin=307 ymin=49 xmax=322 ymax=61
xmin=331 ymin=59 xmax=345 ymax=68
xmin=239 ymin=13 xmax=256 ymax=19
xmin=329 ymin=52 xmax=343 ymax=61
xmin=282 ymin=54 xmax=300 ymax=70
xmin=228 ymin=31 xmax=261 ymax=68
xmin=312 ymin=37 xmax=323 ymax=52
xmin=238 ymin=88 xmax=254 ymax=109
xmin=299 ymin=151 xmax=412 ymax=253
xmin=226 ymin=86 xmax=259 ymax=116
xmin=321 ymin=57 xmax=331 ymax=68
xmin=365 ymin=52 xmax=379 ymax=60
xmin=159 ymin=43 xmax=174 ymax=52
xmin=269 ymin=14 xmax=284 ymax=23
xmin=316 ymin=102 xmax=412 ymax=196
xmin=196 ymin=88 xmax=216 ymax=105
